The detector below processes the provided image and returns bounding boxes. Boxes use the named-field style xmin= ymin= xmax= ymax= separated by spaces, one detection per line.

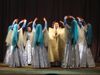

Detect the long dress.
xmin=48 ymin=27 xmax=65 ymax=63
xmin=8 ymin=28 xmax=24 ymax=67
xmin=4 ymin=29 xmax=13 ymax=64
xmin=86 ymin=46 xmax=95 ymax=67
xmin=17 ymin=28 xmax=25 ymax=66
xmin=4 ymin=45 xmax=13 ymax=64
xmin=77 ymin=25 xmax=87 ymax=67
xmin=61 ymin=24 xmax=80 ymax=68
xmin=23 ymin=32 xmax=32 ymax=66
xmin=31 ymin=27 xmax=50 ymax=68
xmin=84 ymin=27 xmax=95 ymax=67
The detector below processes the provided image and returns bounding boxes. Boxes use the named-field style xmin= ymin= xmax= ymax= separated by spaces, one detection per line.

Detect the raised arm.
xmin=11 ymin=19 xmax=18 ymax=30
xmin=42 ymin=18 xmax=47 ymax=33
xmin=60 ymin=16 xmax=71 ymax=29
xmin=32 ymin=18 xmax=38 ymax=33
xmin=78 ymin=17 xmax=87 ymax=32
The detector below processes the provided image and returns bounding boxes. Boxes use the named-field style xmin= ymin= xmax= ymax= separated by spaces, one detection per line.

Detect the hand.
xmin=59 ymin=20 xmax=64 ymax=24
xmin=68 ymin=15 xmax=74 ymax=18
xmin=28 ymin=21 xmax=33 ymax=25
xmin=76 ymin=17 xmax=80 ymax=19
xmin=34 ymin=17 xmax=38 ymax=22
xmin=79 ymin=17 xmax=84 ymax=22
xmin=15 ymin=19 xmax=18 ymax=23
xmin=65 ymin=16 xmax=68 ymax=19
xmin=21 ymin=19 xmax=26 ymax=23
xmin=54 ymin=35 xmax=59 ymax=38
xmin=43 ymin=17 xmax=46 ymax=21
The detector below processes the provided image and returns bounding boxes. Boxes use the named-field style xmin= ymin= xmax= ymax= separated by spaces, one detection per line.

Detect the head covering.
xmin=7 ymin=26 xmax=12 ymax=33
xmin=12 ymin=24 xmax=18 ymax=51
xmin=34 ymin=24 xmax=44 ymax=49
xmin=70 ymin=19 xmax=79 ymax=47
xmin=86 ymin=23 xmax=92 ymax=45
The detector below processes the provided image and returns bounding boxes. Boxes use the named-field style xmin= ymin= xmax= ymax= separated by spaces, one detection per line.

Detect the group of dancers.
xmin=4 ymin=15 xmax=95 ymax=68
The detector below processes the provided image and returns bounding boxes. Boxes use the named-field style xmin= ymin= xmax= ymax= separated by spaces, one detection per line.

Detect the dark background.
xmin=0 ymin=0 xmax=100 ymax=62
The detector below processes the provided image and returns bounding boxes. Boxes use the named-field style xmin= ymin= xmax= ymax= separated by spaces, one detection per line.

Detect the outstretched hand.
xmin=59 ymin=20 xmax=64 ymax=24
xmin=15 ymin=19 xmax=18 ymax=23
xmin=28 ymin=21 xmax=33 ymax=25
xmin=68 ymin=15 xmax=74 ymax=18
xmin=21 ymin=19 xmax=26 ymax=23
xmin=34 ymin=17 xmax=38 ymax=22
xmin=43 ymin=17 xmax=47 ymax=21
xmin=64 ymin=16 xmax=68 ymax=19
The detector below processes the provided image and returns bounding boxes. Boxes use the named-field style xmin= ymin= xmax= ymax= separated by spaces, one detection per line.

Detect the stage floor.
xmin=0 ymin=62 xmax=100 ymax=74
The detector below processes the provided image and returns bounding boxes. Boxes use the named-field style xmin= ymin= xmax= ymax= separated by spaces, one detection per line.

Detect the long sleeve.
xmin=42 ymin=21 xmax=47 ymax=33
xmin=32 ymin=21 xmax=36 ymax=33
xmin=22 ymin=20 xmax=27 ymax=29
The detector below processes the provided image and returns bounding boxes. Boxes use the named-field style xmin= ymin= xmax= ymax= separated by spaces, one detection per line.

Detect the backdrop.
xmin=0 ymin=0 xmax=100 ymax=62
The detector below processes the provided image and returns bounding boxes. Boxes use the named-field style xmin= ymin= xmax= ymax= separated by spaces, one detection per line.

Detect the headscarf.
xmin=12 ymin=24 xmax=18 ymax=51
xmin=34 ymin=24 xmax=44 ymax=49
xmin=70 ymin=19 xmax=79 ymax=47
xmin=87 ymin=23 xmax=92 ymax=45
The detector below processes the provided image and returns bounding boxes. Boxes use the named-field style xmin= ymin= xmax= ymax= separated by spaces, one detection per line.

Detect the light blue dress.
xmin=61 ymin=19 xmax=80 ymax=68
xmin=23 ymin=32 xmax=32 ymax=66
xmin=8 ymin=29 xmax=25 ymax=67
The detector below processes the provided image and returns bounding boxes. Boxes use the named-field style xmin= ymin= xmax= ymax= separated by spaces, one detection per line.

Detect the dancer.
xmin=31 ymin=18 xmax=50 ymax=68
xmin=79 ymin=17 xmax=95 ymax=67
xmin=4 ymin=19 xmax=18 ymax=64
xmin=61 ymin=16 xmax=80 ymax=68
xmin=23 ymin=21 xmax=33 ymax=66
xmin=8 ymin=19 xmax=27 ymax=67
xmin=76 ymin=17 xmax=87 ymax=67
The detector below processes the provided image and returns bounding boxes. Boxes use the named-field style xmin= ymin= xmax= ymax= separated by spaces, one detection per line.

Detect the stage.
xmin=0 ymin=63 xmax=100 ymax=74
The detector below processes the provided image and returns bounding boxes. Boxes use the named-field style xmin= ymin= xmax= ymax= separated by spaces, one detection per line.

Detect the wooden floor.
xmin=0 ymin=62 xmax=100 ymax=74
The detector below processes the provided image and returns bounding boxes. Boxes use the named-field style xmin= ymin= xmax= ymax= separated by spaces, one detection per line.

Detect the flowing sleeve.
xmin=23 ymin=31 xmax=27 ymax=46
xmin=58 ymin=27 xmax=68 ymax=43
xmin=30 ymin=28 xmax=35 ymax=47
xmin=17 ymin=28 xmax=24 ymax=47
xmin=5 ymin=29 xmax=13 ymax=46
xmin=64 ymin=25 xmax=68 ymax=43
xmin=43 ymin=28 xmax=49 ymax=46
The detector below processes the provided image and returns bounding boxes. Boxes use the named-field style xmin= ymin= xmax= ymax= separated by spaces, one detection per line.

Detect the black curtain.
xmin=0 ymin=0 xmax=100 ymax=62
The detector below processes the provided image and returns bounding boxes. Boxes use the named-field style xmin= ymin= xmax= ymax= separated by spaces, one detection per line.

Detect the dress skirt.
xmin=18 ymin=45 xmax=25 ymax=66
xmin=86 ymin=47 xmax=95 ymax=67
xmin=4 ymin=45 xmax=13 ymax=64
xmin=78 ymin=42 xmax=87 ymax=67
xmin=23 ymin=40 xmax=32 ymax=66
xmin=8 ymin=48 xmax=20 ymax=67
xmin=31 ymin=46 xmax=50 ymax=68
xmin=61 ymin=43 xmax=80 ymax=68
xmin=8 ymin=45 xmax=25 ymax=67
xmin=78 ymin=40 xmax=95 ymax=67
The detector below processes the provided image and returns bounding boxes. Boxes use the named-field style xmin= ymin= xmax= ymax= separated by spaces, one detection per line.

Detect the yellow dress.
xmin=48 ymin=27 xmax=67 ymax=62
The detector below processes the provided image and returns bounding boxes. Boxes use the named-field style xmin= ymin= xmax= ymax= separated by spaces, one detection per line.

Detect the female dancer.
xmin=61 ymin=16 xmax=80 ymax=68
xmin=8 ymin=19 xmax=27 ymax=67
xmin=31 ymin=18 xmax=50 ymax=68
xmin=4 ymin=19 xmax=18 ymax=64
xmin=23 ymin=21 xmax=33 ymax=66
xmin=79 ymin=17 xmax=95 ymax=67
